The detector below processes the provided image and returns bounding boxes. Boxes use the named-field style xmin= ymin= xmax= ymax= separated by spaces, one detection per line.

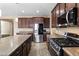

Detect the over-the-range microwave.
xmin=66 ymin=7 xmax=77 ymax=25
xmin=57 ymin=7 xmax=77 ymax=27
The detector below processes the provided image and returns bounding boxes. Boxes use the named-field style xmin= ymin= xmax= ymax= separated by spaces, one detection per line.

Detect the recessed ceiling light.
xmin=36 ymin=10 xmax=39 ymax=13
xmin=22 ymin=10 xmax=24 ymax=13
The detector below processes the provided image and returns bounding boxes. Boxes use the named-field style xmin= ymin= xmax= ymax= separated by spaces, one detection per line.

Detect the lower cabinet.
xmin=23 ymin=36 xmax=32 ymax=56
xmin=10 ymin=44 xmax=23 ymax=56
xmin=10 ymin=35 xmax=32 ymax=56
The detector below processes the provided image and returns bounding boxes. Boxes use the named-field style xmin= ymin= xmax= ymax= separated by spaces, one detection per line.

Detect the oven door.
xmin=48 ymin=43 xmax=58 ymax=56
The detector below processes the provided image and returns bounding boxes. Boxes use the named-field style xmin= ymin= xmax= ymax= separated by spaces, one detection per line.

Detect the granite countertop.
xmin=0 ymin=35 xmax=31 ymax=56
xmin=63 ymin=47 xmax=79 ymax=56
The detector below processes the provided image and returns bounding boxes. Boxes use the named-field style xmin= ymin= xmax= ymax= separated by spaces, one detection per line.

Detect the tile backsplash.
xmin=51 ymin=27 xmax=79 ymax=35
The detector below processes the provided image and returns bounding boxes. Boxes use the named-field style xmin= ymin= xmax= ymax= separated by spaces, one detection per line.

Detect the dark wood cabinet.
xmin=18 ymin=17 xmax=49 ymax=28
xmin=18 ymin=18 xmax=26 ymax=28
xmin=77 ymin=4 xmax=79 ymax=26
xmin=18 ymin=19 xmax=22 ymax=28
xmin=52 ymin=9 xmax=57 ymax=27
xmin=33 ymin=17 xmax=44 ymax=24
xmin=10 ymin=44 xmax=23 ymax=56
xmin=43 ymin=18 xmax=50 ymax=28
xmin=27 ymin=18 xmax=33 ymax=28
xmin=23 ymin=35 xmax=32 ymax=56
xmin=29 ymin=18 xmax=33 ymax=28
xmin=55 ymin=4 xmax=60 ymax=17
xmin=66 ymin=3 xmax=76 ymax=12
xmin=10 ymin=35 xmax=32 ymax=56
xmin=22 ymin=41 xmax=27 ymax=56
xmin=59 ymin=3 xmax=65 ymax=16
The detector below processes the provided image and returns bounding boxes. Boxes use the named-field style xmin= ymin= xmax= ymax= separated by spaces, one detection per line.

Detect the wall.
xmin=1 ymin=20 xmax=12 ymax=35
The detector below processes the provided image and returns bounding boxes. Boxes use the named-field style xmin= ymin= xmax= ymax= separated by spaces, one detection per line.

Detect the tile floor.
xmin=29 ymin=42 xmax=50 ymax=56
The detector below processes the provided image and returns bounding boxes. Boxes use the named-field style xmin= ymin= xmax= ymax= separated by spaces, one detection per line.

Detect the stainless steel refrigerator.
xmin=33 ymin=23 xmax=43 ymax=43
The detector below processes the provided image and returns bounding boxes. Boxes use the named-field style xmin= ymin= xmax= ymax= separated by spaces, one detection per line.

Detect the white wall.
xmin=1 ymin=20 xmax=12 ymax=35
xmin=14 ymin=18 xmax=18 ymax=35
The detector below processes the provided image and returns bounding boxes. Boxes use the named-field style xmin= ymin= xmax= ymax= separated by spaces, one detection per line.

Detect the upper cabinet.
xmin=55 ymin=4 xmax=60 ymax=17
xmin=66 ymin=3 xmax=76 ymax=12
xmin=77 ymin=4 xmax=79 ymax=26
xmin=52 ymin=9 xmax=56 ymax=27
xmin=43 ymin=18 xmax=50 ymax=28
xmin=18 ymin=18 xmax=33 ymax=28
xmin=18 ymin=18 xmax=22 ymax=28
xmin=32 ymin=17 xmax=44 ymax=24
xmin=59 ymin=3 xmax=65 ymax=15
xmin=18 ymin=17 xmax=50 ymax=28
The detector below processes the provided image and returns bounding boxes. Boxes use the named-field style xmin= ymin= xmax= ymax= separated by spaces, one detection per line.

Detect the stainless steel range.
xmin=48 ymin=32 xmax=79 ymax=56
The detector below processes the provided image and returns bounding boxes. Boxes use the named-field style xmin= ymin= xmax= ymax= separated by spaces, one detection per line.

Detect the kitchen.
xmin=0 ymin=3 xmax=79 ymax=56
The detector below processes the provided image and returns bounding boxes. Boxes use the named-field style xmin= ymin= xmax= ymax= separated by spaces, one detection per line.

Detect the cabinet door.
xmin=23 ymin=42 xmax=27 ymax=56
xmin=10 ymin=45 xmax=23 ymax=56
xmin=55 ymin=4 xmax=60 ymax=26
xmin=52 ymin=9 xmax=56 ymax=27
xmin=33 ymin=17 xmax=44 ymax=24
xmin=23 ymin=36 xmax=32 ymax=56
xmin=59 ymin=3 xmax=65 ymax=15
xmin=66 ymin=3 xmax=76 ymax=11
xmin=18 ymin=19 xmax=22 ymax=28
xmin=22 ymin=19 xmax=26 ymax=28
xmin=18 ymin=18 xmax=27 ymax=28
xmin=43 ymin=18 xmax=50 ymax=28
xmin=56 ymin=4 xmax=60 ymax=17
xmin=77 ymin=4 xmax=79 ymax=26
xmin=18 ymin=18 xmax=33 ymax=28
xmin=29 ymin=18 xmax=33 ymax=28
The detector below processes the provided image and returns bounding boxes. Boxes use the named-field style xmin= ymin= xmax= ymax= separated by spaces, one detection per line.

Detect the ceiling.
xmin=0 ymin=3 xmax=56 ymax=17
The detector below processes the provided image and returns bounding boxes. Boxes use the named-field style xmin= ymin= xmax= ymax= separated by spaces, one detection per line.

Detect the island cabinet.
xmin=23 ymin=36 xmax=32 ymax=56
xmin=9 ymin=44 xmax=23 ymax=56
xmin=10 ymin=35 xmax=32 ymax=56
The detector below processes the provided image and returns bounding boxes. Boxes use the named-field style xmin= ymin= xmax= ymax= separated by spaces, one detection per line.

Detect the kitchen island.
xmin=0 ymin=35 xmax=32 ymax=56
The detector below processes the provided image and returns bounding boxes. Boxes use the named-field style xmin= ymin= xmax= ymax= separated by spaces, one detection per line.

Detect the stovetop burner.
xmin=52 ymin=38 xmax=79 ymax=47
